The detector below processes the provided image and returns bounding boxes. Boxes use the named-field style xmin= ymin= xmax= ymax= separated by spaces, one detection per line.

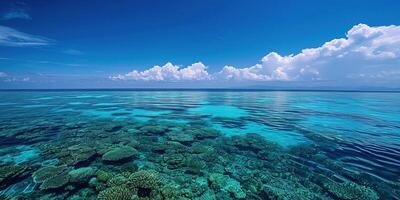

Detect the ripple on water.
xmin=0 ymin=145 xmax=39 ymax=165
xmin=188 ymin=105 xmax=249 ymax=118
xmin=212 ymin=121 xmax=309 ymax=147
xmin=54 ymin=107 xmax=173 ymax=121
xmin=20 ymin=104 xmax=52 ymax=108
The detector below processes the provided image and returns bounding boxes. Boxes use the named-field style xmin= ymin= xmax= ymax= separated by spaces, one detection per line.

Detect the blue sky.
xmin=0 ymin=0 xmax=400 ymax=89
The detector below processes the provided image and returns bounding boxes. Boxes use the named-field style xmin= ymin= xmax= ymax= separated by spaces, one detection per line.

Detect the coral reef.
xmin=39 ymin=171 xmax=70 ymax=190
xmin=102 ymin=146 xmax=138 ymax=162
xmin=68 ymin=167 xmax=96 ymax=184
xmin=208 ymin=173 xmax=246 ymax=199
xmin=32 ymin=166 xmax=68 ymax=183
xmin=107 ymin=175 xmax=128 ymax=187
xmin=97 ymin=186 xmax=132 ymax=200
xmin=1 ymin=110 xmax=398 ymax=199
xmin=139 ymin=124 xmax=169 ymax=135
xmin=0 ymin=165 xmax=27 ymax=187
xmin=96 ymin=170 xmax=112 ymax=183
xmin=128 ymin=170 xmax=160 ymax=198
xmin=166 ymin=131 xmax=194 ymax=144
xmin=323 ymin=180 xmax=379 ymax=200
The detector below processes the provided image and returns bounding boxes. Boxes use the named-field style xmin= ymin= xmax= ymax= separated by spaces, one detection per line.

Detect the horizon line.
xmin=1 ymin=88 xmax=400 ymax=93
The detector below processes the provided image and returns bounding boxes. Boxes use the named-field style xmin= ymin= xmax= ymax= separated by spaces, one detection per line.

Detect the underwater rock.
xmin=323 ymin=180 xmax=379 ymax=200
xmin=0 ymin=165 xmax=27 ymax=186
xmin=68 ymin=167 xmax=96 ymax=184
xmin=32 ymin=165 xmax=67 ymax=183
xmin=128 ymin=170 xmax=160 ymax=198
xmin=208 ymin=173 xmax=246 ymax=199
xmin=102 ymin=146 xmax=138 ymax=163
xmin=39 ymin=171 xmax=70 ymax=190
xmin=97 ymin=186 xmax=132 ymax=200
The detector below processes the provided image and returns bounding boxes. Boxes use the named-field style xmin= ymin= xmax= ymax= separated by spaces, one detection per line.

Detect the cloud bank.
xmin=0 ymin=25 xmax=52 ymax=47
xmin=111 ymin=24 xmax=400 ymax=86
xmin=111 ymin=62 xmax=210 ymax=81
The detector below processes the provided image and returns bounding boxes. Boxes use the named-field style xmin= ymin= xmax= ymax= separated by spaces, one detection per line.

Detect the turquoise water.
xmin=0 ymin=90 xmax=399 ymax=199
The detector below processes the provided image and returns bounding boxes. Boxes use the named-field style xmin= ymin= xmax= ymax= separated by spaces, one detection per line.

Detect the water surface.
xmin=0 ymin=90 xmax=399 ymax=199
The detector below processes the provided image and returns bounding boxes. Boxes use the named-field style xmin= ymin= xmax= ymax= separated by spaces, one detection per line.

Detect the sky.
xmin=0 ymin=0 xmax=399 ymax=89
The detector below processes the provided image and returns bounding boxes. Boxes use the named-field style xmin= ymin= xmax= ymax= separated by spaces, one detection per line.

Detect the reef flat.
xmin=0 ymin=91 xmax=399 ymax=199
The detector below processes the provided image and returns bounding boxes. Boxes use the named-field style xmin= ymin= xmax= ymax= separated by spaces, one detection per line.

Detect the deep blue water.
xmin=0 ymin=90 xmax=399 ymax=199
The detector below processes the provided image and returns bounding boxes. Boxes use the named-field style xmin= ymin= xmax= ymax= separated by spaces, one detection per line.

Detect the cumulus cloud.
xmin=111 ymin=62 xmax=211 ymax=81
xmin=0 ymin=72 xmax=30 ymax=82
xmin=111 ymin=24 xmax=400 ymax=86
xmin=219 ymin=24 xmax=400 ymax=82
xmin=0 ymin=25 xmax=52 ymax=47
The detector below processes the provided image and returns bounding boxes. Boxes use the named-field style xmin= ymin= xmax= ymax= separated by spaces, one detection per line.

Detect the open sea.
xmin=0 ymin=90 xmax=399 ymax=199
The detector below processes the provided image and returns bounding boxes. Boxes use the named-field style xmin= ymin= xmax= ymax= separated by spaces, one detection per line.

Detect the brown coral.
xmin=128 ymin=170 xmax=160 ymax=198
xmin=98 ymin=186 xmax=133 ymax=200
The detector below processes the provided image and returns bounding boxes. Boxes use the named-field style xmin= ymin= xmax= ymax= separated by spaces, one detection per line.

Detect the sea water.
xmin=0 ymin=90 xmax=399 ymax=199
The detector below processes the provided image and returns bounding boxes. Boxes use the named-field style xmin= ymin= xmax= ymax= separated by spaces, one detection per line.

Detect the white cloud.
xmin=111 ymin=24 xmax=400 ymax=86
xmin=111 ymin=62 xmax=211 ymax=81
xmin=219 ymin=24 xmax=400 ymax=82
xmin=1 ymin=10 xmax=31 ymax=20
xmin=0 ymin=25 xmax=52 ymax=47
xmin=3 ymin=76 xmax=31 ymax=82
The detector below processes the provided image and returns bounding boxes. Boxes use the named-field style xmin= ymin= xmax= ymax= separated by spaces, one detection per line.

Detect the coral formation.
xmin=128 ymin=170 xmax=160 ymax=198
xmin=166 ymin=131 xmax=194 ymax=144
xmin=1 ymin=98 xmax=398 ymax=199
xmin=107 ymin=175 xmax=128 ymax=187
xmin=323 ymin=180 xmax=379 ymax=200
xmin=102 ymin=146 xmax=138 ymax=162
xmin=97 ymin=186 xmax=132 ymax=200
xmin=208 ymin=173 xmax=246 ymax=199
xmin=32 ymin=166 xmax=68 ymax=183
xmin=39 ymin=171 xmax=70 ymax=190
xmin=0 ymin=165 xmax=27 ymax=186
xmin=96 ymin=170 xmax=112 ymax=183
xmin=68 ymin=167 xmax=96 ymax=184
xmin=139 ymin=125 xmax=169 ymax=135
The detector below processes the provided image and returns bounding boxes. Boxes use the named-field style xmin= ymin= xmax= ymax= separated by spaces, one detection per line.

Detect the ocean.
xmin=0 ymin=90 xmax=399 ymax=199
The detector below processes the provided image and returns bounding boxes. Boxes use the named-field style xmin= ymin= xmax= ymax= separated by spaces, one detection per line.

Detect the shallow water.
xmin=0 ymin=90 xmax=399 ymax=199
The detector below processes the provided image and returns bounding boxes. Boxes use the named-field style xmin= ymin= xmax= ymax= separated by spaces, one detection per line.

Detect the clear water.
xmin=0 ymin=90 xmax=399 ymax=199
